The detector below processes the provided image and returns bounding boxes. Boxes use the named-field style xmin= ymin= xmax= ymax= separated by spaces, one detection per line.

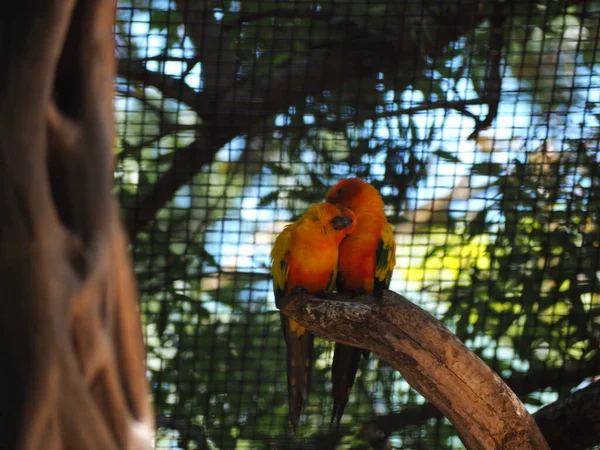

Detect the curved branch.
xmin=534 ymin=379 xmax=600 ymax=450
xmin=286 ymin=374 xmax=600 ymax=450
xmin=369 ymin=353 xmax=600 ymax=435
xmin=279 ymin=290 xmax=549 ymax=450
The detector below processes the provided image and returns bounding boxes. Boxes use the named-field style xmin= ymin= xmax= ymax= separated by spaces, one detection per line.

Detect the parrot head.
xmin=307 ymin=202 xmax=357 ymax=242
xmin=325 ymin=177 xmax=381 ymax=212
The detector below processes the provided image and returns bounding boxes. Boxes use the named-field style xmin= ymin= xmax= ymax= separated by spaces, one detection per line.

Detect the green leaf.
xmin=258 ymin=190 xmax=280 ymax=207
xmin=265 ymin=162 xmax=291 ymax=175
xmin=471 ymin=162 xmax=505 ymax=176
xmin=467 ymin=209 xmax=489 ymax=236
xmin=432 ymin=148 xmax=462 ymax=163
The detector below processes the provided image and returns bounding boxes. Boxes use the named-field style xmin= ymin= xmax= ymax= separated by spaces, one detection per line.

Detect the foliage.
xmin=429 ymin=141 xmax=600 ymax=377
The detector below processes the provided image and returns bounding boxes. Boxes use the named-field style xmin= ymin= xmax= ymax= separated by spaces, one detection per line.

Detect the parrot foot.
xmin=314 ymin=289 xmax=329 ymax=299
xmin=372 ymin=289 xmax=387 ymax=304
xmin=278 ymin=287 xmax=308 ymax=310
xmin=349 ymin=288 xmax=366 ymax=298
xmin=291 ymin=286 xmax=309 ymax=296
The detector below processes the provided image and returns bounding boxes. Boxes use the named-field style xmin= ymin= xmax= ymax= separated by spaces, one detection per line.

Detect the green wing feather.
xmin=271 ymin=225 xmax=292 ymax=308
xmin=374 ymin=222 xmax=396 ymax=291
xmin=270 ymin=223 xmax=316 ymax=433
xmin=332 ymin=222 xmax=396 ymax=428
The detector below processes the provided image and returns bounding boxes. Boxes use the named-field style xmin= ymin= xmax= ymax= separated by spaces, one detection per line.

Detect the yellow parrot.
xmin=271 ymin=201 xmax=357 ymax=432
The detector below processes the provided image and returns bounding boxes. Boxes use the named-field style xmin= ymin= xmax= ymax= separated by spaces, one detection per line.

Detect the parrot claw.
xmin=278 ymin=287 xmax=308 ymax=310
xmin=349 ymin=288 xmax=366 ymax=298
xmin=291 ymin=286 xmax=309 ymax=296
xmin=314 ymin=289 xmax=329 ymax=299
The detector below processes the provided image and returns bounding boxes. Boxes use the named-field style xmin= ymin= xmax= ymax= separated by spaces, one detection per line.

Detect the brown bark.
xmin=534 ymin=379 xmax=600 ymax=450
xmin=283 ymin=374 xmax=600 ymax=450
xmin=0 ymin=1 xmax=154 ymax=449
xmin=364 ymin=356 xmax=600 ymax=436
xmin=280 ymin=290 xmax=550 ymax=450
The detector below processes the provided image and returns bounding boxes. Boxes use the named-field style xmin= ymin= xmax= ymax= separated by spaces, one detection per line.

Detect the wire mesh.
xmin=114 ymin=0 xmax=600 ymax=448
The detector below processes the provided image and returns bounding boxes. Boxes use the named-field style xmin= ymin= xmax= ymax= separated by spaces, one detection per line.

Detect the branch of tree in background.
xmin=221 ymin=7 xmax=335 ymax=30
xmin=534 ymin=378 xmax=600 ymax=450
xmin=123 ymin=133 xmax=214 ymax=239
xmin=279 ymin=289 xmax=549 ymax=450
xmin=173 ymin=0 xmax=237 ymax=99
xmin=467 ymin=6 xmax=505 ymax=140
xmin=155 ymin=415 xmax=211 ymax=450
xmin=117 ymin=58 xmax=207 ymax=117
xmin=122 ymin=0 xmax=489 ymax=237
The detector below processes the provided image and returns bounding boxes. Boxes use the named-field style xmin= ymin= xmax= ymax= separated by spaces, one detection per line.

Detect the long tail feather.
xmin=281 ymin=314 xmax=314 ymax=433
xmin=331 ymin=343 xmax=366 ymax=428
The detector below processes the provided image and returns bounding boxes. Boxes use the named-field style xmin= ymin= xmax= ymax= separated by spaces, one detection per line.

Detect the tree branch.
xmin=174 ymin=0 xmax=237 ymax=98
xmin=279 ymin=289 xmax=549 ymax=450
xmin=221 ymin=8 xmax=334 ymax=30
xmin=467 ymin=6 xmax=505 ymax=140
xmin=121 ymin=0 xmax=491 ymax=236
xmin=367 ymin=356 xmax=600 ymax=434
xmin=286 ymin=372 xmax=600 ymax=450
xmin=533 ymin=379 xmax=600 ymax=450
xmin=117 ymin=58 xmax=206 ymax=116
xmin=124 ymin=133 xmax=215 ymax=239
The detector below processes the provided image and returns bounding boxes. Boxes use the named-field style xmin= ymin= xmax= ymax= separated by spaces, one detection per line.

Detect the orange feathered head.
xmin=325 ymin=177 xmax=382 ymax=212
xmin=311 ymin=201 xmax=357 ymax=233
xmin=301 ymin=202 xmax=357 ymax=244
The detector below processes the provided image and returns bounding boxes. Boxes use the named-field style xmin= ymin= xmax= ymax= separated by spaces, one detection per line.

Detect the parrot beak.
xmin=326 ymin=197 xmax=336 ymax=204
xmin=330 ymin=215 xmax=354 ymax=230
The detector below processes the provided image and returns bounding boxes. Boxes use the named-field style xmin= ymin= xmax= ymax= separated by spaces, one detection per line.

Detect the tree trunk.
xmin=0 ymin=1 xmax=155 ymax=449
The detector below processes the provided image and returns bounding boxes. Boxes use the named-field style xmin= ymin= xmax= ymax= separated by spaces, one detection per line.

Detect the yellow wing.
xmin=271 ymin=224 xmax=293 ymax=308
xmin=374 ymin=221 xmax=396 ymax=291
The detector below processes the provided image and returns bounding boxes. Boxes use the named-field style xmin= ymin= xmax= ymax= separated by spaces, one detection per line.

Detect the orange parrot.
xmin=325 ymin=177 xmax=397 ymax=427
xmin=271 ymin=201 xmax=357 ymax=432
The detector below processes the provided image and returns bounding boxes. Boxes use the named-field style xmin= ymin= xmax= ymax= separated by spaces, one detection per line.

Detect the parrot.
xmin=271 ymin=201 xmax=358 ymax=433
xmin=325 ymin=177 xmax=397 ymax=427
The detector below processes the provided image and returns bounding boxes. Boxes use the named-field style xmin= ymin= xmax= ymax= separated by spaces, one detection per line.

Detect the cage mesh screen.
xmin=114 ymin=0 xmax=600 ymax=448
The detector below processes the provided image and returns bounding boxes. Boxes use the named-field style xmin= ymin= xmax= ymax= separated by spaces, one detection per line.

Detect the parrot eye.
xmin=336 ymin=187 xmax=345 ymax=197
xmin=330 ymin=215 xmax=353 ymax=230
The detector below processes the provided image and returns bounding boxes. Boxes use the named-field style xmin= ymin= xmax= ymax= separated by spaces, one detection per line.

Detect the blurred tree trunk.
xmin=0 ymin=1 xmax=155 ymax=449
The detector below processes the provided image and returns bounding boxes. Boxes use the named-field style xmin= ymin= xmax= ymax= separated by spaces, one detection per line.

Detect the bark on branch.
xmin=534 ymin=379 xmax=600 ymax=450
xmin=367 ymin=355 xmax=600 ymax=435
xmin=279 ymin=290 xmax=549 ymax=450
xmin=0 ymin=1 xmax=154 ymax=448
